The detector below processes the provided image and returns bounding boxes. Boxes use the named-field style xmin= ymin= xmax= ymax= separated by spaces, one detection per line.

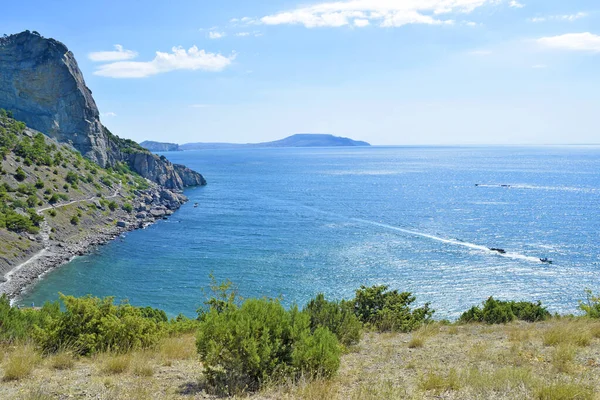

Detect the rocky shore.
xmin=0 ymin=187 xmax=189 ymax=301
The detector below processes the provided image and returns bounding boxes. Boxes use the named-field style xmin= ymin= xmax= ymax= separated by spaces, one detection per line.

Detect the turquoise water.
xmin=20 ymin=146 xmax=600 ymax=319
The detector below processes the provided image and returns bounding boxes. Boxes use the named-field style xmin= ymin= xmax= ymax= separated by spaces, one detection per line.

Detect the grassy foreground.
xmin=2 ymin=318 xmax=600 ymax=399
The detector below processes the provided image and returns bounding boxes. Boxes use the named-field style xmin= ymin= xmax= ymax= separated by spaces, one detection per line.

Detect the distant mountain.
xmin=141 ymin=141 xmax=181 ymax=152
xmin=180 ymin=134 xmax=371 ymax=150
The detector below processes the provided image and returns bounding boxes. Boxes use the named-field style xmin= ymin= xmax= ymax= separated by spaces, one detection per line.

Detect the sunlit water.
xmin=20 ymin=146 xmax=600 ymax=319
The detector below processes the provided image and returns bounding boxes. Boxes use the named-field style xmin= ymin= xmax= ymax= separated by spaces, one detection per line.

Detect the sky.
xmin=2 ymin=0 xmax=600 ymax=145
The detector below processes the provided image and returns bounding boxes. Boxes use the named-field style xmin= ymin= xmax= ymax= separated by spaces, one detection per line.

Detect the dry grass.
xmin=542 ymin=321 xmax=592 ymax=347
xmin=418 ymin=368 xmax=461 ymax=395
xmin=2 ymin=319 xmax=600 ymax=399
xmin=2 ymin=345 xmax=39 ymax=381
xmin=100 ymin=354 xmax=131 ymax=375
xmin=536 ymin=381 xmax=595 ymax=400
xmin=407 ymin=336 xmax=424 ymax=348
xmin=47 ymin=351 xmax=76 ymax=370
xmin=131 ymin=352 xmax=154 ymax=377
xmin=551 ymin=344 xmax=576 ymax=374
xmin=159 ymin=335 xmax=196 ymax=364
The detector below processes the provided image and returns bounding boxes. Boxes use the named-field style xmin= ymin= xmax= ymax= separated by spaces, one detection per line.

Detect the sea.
xmin=18 ymin=146 xmax=600 ymax=319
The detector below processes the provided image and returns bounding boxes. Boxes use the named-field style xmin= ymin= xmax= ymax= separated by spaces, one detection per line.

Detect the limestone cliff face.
xmin=0 ymin=31 xmax=205 ymax=190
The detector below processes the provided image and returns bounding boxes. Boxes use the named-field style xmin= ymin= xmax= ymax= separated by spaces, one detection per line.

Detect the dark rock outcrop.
xmin=0 ymin=31 xmax=205 ymax=190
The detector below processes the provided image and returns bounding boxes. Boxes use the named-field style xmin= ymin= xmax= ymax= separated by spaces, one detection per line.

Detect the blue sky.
xmin=2 ymin=0 xmax=600 ymax=145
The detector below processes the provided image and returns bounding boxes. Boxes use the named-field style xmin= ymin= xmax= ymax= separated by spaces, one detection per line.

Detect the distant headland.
xmin=143 ymin=134 xmax=371 ymax=151
xmin=140 ymin=141 xmax=181 ymax=152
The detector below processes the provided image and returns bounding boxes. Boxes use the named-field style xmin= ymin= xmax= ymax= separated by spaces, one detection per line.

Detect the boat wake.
xmin=250 ymin=193 xmax=548 ymax=265
xmin=348 ymin=218 xmax=544 ymax=263
xmin=476 ymin=183 xmax=598 ymax=193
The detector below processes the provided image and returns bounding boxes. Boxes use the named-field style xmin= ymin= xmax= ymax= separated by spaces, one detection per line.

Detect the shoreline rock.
xmin=0 ymin=188 xmax=190 ymax=301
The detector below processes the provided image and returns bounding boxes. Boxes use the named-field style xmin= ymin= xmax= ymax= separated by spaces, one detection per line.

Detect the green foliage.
xmin=0 ymin=209 xmax=40 ymax=233
xmin=304 ymin=293 xmax=362 ymax=346
xmin=459 ymin=297 xmax=550 ymax=324
xmin=65 ymin=171 xmax=79 ymax=185
xmin=579 ymin=289 xmax=600 ymax=318
xmin=197 ymin=299 xmax=340 ymax=394
xmin=0 ymin=294 xmax=60 ymax=343
xmin=14 ymin=166 xmax=26 ymax=181
xmin=35 ymin=294 xmax=165 ymax=355
xmin=122 ymin=203 xmax=133 ymax=213
xmin=34 ymin=179 xmax=44 ymax=189
xmin=48 ymin=194 xmax=60 ymax=204
xmin=196 ymin=294 xmax=340 ymax=394
xmin=70 ymin=215 xmax=79 ymax=225
xmin=352 ymin=285 xmax=434 ymax=332
xmin=108 ymin=201 xmax=117 ymax=211
xmin=14 ymin=133 xmax=54 ymax=166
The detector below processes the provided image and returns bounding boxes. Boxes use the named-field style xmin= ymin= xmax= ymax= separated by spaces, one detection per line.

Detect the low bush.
xmin=352 ymin=285 xmax=434 ymax=332
xmin=196 ymin=296 xmax=340 ymax=395
xmin=579 ymin=290 xmax=600 ymax=318
xmin=459 ymin=297 xmax=550 ymax=324
xmin=0 ymin=294 xmax=60 ymax=343
xmin=35 ymin=294 xmax=165 ymax=355
xmin=14 ymin=166 xmax=26 ymax=181
xmin=304 ymin=293 xmax=362 ymax=346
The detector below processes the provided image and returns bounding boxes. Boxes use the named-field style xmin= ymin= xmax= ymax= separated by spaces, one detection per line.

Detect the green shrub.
xmin=48 ymin=194 xmax=60 ymax=204
xmin=65 ymin=171 xmax=79 ymax=185
xmin=35 ymin=294 xmax=164 ymax=355
xmin=70 ymin=215 xmax=79 ymax=225
xmin=122 ymin=203 xmax=133 ymax=213
xmin=0 ymin=295 xmax=60 ymax=343
xmin=108 ymin=201 xmax=117 ymax=211
xmin=579 ymin=290 xmax=600 ymax=318
xmin=196 ymin=297 xmax=340 ymax=394
xmin=460 ymin=297 xmax=550 ymax=324
xmin=352 ymin=285 xmax=434 ymax=332
xmin=304 ymin=293 xmax=362 ymax=346
xmin=14 ymin=166 xmax=26 ymax=181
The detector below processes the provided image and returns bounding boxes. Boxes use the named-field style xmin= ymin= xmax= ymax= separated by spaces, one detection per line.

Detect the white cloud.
xmin=531 ymin=64 xmax=547 ymax=69
xmin=242 ymin=0 xmax=504 ymax=29
xmin=529 ymin=12 xmax=588 ymax=23
xmin=88 ymin=45 xmax=138 ymax=62
xmin=101 ymin=112 xmax=117 ymax=117
xmin=94 ymin=46 xmax=235 ymax=78
xmin=537 ymin=32 xmax=600 ymax=52
xmin=235 ymin=31 xmax=263 ymax=37
xmin=509 ymin=1 xmax=524 ymax=8
xmin=209 ymin=31 xmax=225 ymax=39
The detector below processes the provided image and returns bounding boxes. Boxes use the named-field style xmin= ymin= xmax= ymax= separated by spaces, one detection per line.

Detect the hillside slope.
xmin=0 ymin=110 xmax=189 ymax=297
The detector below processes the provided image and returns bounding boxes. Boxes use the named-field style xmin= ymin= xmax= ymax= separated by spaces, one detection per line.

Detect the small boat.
xmin=540 ymin=258 xmax=553 ymax=265
xmin=490 ymin=248 xmax=507 ymax=254
xmin=194 ymin=202 xmax=199 ymax=208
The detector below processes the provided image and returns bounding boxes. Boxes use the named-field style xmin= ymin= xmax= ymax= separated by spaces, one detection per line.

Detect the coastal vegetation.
xmin=2 ymin=282 xmax=600 ymax=399
xmin=0 ymin=110 xmax=169 ymax=277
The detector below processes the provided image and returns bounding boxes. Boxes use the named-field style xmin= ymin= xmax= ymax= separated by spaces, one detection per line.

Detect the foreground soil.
xmin=2 ymin=319 xmax=600 ymax=399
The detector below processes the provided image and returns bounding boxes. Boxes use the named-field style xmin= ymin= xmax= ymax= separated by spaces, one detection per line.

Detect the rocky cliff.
xmin=0 ymin=31 xmax=205 ymax=190
xmin=140 ymin=141 xmax=181 ymax=152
